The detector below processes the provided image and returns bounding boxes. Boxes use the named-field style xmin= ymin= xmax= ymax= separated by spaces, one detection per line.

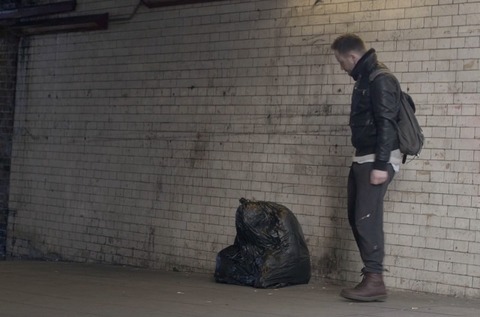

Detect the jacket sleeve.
xmin=370 ymin=73 xmax=400 ymax=171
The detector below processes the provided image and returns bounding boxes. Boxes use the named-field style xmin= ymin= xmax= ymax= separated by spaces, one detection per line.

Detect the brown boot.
xmin=340 ymin=272 xmax=387 ymax=302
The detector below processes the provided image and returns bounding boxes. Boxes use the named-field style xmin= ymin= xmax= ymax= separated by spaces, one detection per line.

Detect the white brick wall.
xmin=7 ymin=0 xmax=480 ymax=297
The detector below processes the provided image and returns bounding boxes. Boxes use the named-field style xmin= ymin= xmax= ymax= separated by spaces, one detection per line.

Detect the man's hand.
xmin=370 ymin=169 xmax=388 ymax=185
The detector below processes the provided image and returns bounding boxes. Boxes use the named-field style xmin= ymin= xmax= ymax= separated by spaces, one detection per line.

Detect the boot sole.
xmin=340 ymin=290 xmax=387 ymax=302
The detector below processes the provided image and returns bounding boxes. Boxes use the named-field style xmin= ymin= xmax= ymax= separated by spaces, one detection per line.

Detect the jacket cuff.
xmin=373 ymin=160 xmax=388 ymax=171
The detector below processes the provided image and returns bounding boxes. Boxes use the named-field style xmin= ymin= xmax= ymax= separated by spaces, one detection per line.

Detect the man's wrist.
xmin=373 ymin=160 xmax=388 ymax=171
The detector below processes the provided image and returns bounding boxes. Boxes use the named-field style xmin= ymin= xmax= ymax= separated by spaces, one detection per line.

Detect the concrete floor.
xmin=1 ymin=261 xmax=479 ymax=317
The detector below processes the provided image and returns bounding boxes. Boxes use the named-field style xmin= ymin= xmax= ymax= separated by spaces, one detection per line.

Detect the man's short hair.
xmin=331 ymin=33 xmax=366 ymax=55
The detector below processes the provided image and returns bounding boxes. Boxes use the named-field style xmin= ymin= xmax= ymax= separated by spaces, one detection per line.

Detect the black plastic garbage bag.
xmin=214 ymin=198 xmax=311 ymax=288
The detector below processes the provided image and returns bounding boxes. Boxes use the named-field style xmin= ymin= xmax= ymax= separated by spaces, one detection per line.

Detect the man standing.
xmin=331 ymin=34 xmax=403 ymax=302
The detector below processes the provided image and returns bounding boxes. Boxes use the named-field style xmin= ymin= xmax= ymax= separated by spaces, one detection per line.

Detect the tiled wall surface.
xmin=6 ymin=0 xmax=480 ymax=297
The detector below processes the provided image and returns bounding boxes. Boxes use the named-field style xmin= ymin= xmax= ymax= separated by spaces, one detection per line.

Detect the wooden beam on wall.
xmin=142 ymin=0 xmax=227 ymax=8
xmin=11 ymin=13 xmax=108 ymax=36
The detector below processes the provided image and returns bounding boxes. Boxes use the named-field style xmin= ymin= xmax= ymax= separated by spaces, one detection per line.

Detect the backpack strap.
xmin=368 ymin=68 xmax=391 ymax=83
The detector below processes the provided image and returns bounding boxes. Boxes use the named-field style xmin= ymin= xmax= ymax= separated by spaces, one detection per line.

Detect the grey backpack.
xmin=369 ymin=69 xmax=424 ymax=163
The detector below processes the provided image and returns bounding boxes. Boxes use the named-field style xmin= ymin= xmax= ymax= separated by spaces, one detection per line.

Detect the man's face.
xmin=334 ymin=50 xmax=357 ymax=75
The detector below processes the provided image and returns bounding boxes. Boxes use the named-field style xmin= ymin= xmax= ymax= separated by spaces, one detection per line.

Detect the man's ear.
xmin=350 ymin=52 xmax=361 ymax=66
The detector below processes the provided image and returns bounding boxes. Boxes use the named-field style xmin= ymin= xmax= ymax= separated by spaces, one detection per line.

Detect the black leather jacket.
xmin=349 ymin=49 xmax=400 ymax=171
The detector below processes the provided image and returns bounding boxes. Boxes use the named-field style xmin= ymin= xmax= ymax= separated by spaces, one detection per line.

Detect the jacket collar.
xmin=350 ymin=48 xmax=377 ymax=81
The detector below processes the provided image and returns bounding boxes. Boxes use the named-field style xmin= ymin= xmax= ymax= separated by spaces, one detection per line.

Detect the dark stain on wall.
xmin=0 ymin=28 xmax=19 ymax=260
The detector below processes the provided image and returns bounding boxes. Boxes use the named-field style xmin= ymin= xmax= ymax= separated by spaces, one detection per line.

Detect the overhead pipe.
xmin=0 ymin=1 xmax=76 ymax=24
